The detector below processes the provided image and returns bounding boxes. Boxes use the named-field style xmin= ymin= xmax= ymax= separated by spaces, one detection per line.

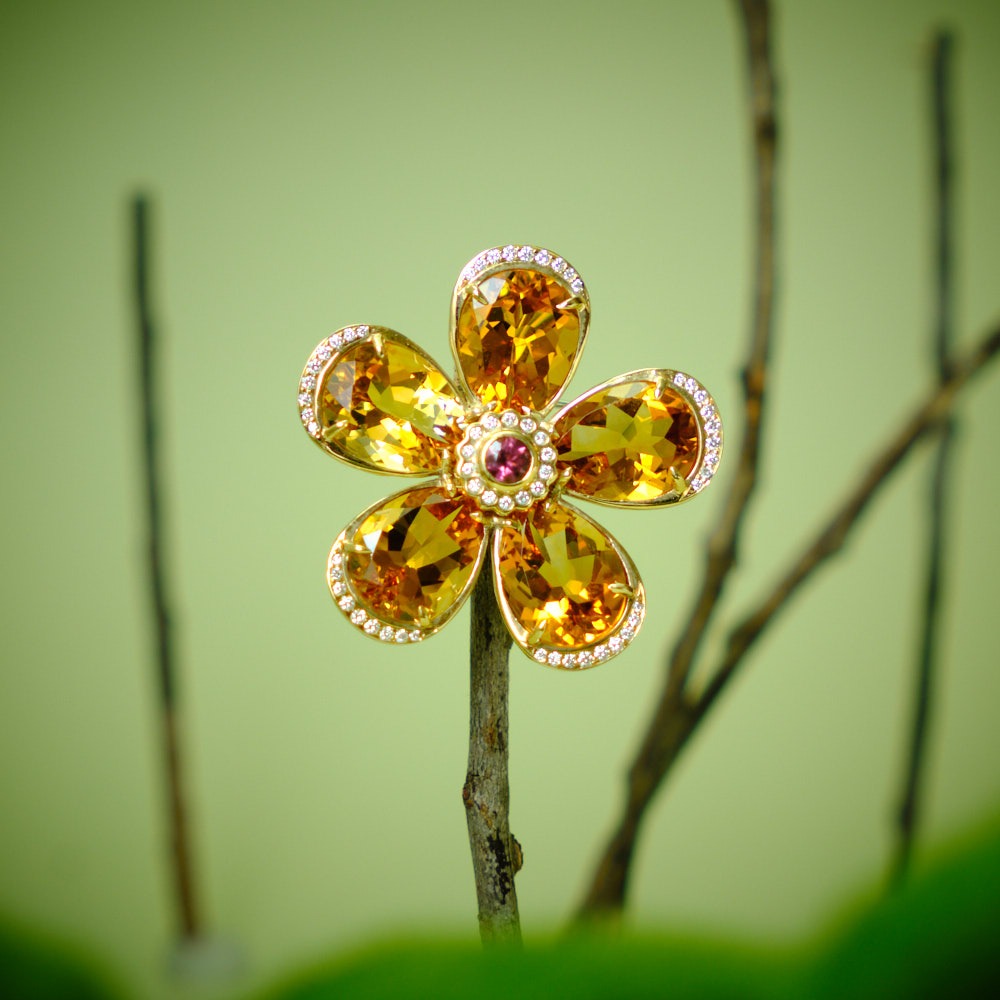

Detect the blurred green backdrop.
xmin=1 ymin=1 xmax=998 ymax=998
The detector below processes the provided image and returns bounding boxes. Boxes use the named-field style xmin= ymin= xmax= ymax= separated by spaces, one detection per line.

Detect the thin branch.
xmin=133 ymin=194 xmax=200 ymax=941
xmin=463 ymin=563 xmax=522 ymax=946
xmin=890 ymin=30 xmax=957 ymax=889
xmin=576 ymin=323 xmax=1000 ymax=919
xmin=577 ymin=0 xmax=779 ymax=916
xmin=693 ymin=324 xmax=998 ymax=722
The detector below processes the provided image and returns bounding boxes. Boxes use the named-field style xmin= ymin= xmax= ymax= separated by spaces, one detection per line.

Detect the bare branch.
xmin=577 ymin=0 xmax=779 ymax=917
xmin=890 ymin=30 xmax=957 ymax=889
xmin=132 ymin=194 xmax=201 ymax=940
xmin=463 ymin=564 xmax=521 ymax=945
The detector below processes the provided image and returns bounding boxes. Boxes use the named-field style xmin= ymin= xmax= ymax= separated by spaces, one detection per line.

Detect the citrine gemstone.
xmin=497 ymin=503 xmax=630 ymax=649
xmin=483 ymin=435 xmax=532 ymax=484
xmin=345 ymin=487 xmax=485 ymax=629
xmin=555 ymin=379 xmax=700 ymax=504
xmin=455 ymin=268 xmax=583 ymax=412
xmin=319 ymin=333 xmax=464 ymax=473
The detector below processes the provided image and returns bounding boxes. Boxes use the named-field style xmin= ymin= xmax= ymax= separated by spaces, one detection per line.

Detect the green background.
xmin=1 ymin=1 xmax=998 ymax=997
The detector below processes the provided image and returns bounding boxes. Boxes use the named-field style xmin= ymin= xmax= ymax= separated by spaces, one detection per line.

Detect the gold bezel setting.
xmin=550 ymin=367 xmax=724 ymax=507
xmin=453 ymin=409 xmax=558 ymax=513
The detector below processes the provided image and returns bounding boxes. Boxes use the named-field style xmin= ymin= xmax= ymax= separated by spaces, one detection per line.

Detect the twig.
xmin=890 ymin=30 xmax=957 ymax=889
xmin=133 ymin=194 xmax=200 ymax=940
xmin=577 ymin=322 xmax=1000 ymax=918
xmin=577 ymin=0 xmax=779 ymax=916
xmin=463 ymin=563 xmax=522 ymax=945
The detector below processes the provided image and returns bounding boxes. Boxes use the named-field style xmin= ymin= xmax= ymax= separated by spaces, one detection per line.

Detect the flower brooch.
xmin=298 ymin=246 xmax=722 ymax=669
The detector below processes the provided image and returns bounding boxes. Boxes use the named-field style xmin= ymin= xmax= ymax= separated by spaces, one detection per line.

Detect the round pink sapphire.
xmin=483 ymin=435 xmax=532 ymax=484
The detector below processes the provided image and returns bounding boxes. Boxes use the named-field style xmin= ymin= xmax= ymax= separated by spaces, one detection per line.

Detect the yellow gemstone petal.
xmin=495 ymin=502 xmax=636 ymax=651
xmin=318 ymin=329 xmax=464 ymax=474
xmin=340 ymin=486 xmax=487 ymax=631
xmin=553 ymin=375 xmax=701 ymax=505
xmin=454 ymin=268 xmax=585 ymax=412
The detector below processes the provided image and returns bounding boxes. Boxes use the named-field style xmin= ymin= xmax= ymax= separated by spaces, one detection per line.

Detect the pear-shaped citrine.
xmin=496 ymin=503 xmax=631 ymax=649
xmin=454 ymin=269 xmax=583 ymax=412
xmin=554 ymin=378 xmax=700 ymax=504
xmin=345 ymin=487 xmax=486 ymax=630
xmin=318 ymin=331 xmax=464 ymax=473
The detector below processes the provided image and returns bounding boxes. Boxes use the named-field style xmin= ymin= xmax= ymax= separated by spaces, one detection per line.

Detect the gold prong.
xmin=609 ymin=582 xmax=639 ymax=599
xmin=562 ymin=295 xmax=587 ymax=310
xmin=654 ymin=373 xmax=671 ymax=397
xmin=545 ymin=467 xmax=573 ymax=505
xmin=669 ymin=465 xmax=688 ymax=496
xmin=369 ymin=331 xmax=384 ymax=352
xmin=527 ymin=625 xmax=546 ymax=645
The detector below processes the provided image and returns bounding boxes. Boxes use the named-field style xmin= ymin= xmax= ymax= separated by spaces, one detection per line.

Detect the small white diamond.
xmin=408 ymin=630 xmax=422 ymax=642
xmin=355 ymin=325 xmax=369 ymax=337
xmin=539 ymin=465 xmax=554 ymax=480
xmin=502 ymin=244 xmax=517 ymax=261
xmin=364 ymin=619 xmax=379 ymax=634
xmin=332 ymin=581 xmax=346 ymax=597
xmin=547 ymin=651 xmax=562 ymax=666
xmin=487 ymin=248 xmax=501 ymax=264
xmin=571 ymin=278 xmax=584 ymax=294
xmin=534 ymin=249 xmax=551 ymax=265
xmin=628 ymin=610 xmax=642 ymax=628
xmin=708 ymin=435 xmax=722 ymax=449
xmin=379 ymin=625 xmax=394 ymax=641
xmin=518 ymin=245 xmax=534 ymax=261
xmin=467 ymin=478 xmax=484 ymax=495
xmin=497 ymin=495 xmax=514 ymax=512
xmin=674 ymin=372 xmax=687 ymax=386
xmin=350 ymin=608 xmax=365 ymax=624
xmin=469 ymin=425 xmax=484 ymax=440
xmin=461 ymin=444 xmax=475 ymax=459
xmin=461 ymin=462 xmax=476 ymax=477
xmin=515 ymin=491 xmax=531 ymax=507
xmin=621 ymin=627 xmax=635 ymax=641
xmin=300 ymin=408 xmax=314 ymax=423
xmin=540 ymin=447 xmax=557 ymax=462
xmin=307 ymin=421 xmax=320 ymax=437
xmin=481 ymin=490 xmax=498 ymax=506
xmin=329 ymin=565 xmax=343 ymax=581
xmin=534 ymin=649 xmax=548 ymax=663
xmin=577 ymin=651 xmax=594 ymax=667
xmin=328 ymin=333 xmax=343 ymax=350
xmin=483 ymin=413 xmax=500 ymax=430
xmin=563 ymin=267 xmax=577 ymax=282
xmin=298 ymin=393 xmax=311 ymax=406
xmin=519 ymin=417 xmax=537 ymax=433
xmin=533 ymin=430 xmax=549 ymax=446
xmin=395 ymin=629 xmax=409 ymax=643
xmin=701 ymin=404 xmax=715 ymax=419
xmin=331 ymin=551 xmax=342 ymax=565
xmin=316 ymin=344 xmax=332 ymax=361
xmin=342 ymin=327 xmax=356 ymax=341
xmin=594 ymin=644 xmax=609 ymax=660
xmin=691 ymin=477 xmax=705 ymax=491
xmin=706 ymin=419 xmax=721 ymax=435
xmin=706 ymin=450 xmax=719 ymax=467
xmin=306 ymin=358 xmax=323 ymax=373
xmin=501 ymin=410 xmax=518 ymax=427
xmin=694 ymin=390 xmax=708 ymax=404
xmin=530 ymin=480 xmax=546 ymax=496
xmin=339 ymin=596 xmax=355 ymax=612
xmin=609 ymin=636 xmax=624 ymax=652
xmin=551 ymin=257 xmax=566 ymax=273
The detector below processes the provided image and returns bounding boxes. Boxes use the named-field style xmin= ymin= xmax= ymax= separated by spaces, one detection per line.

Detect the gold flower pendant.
xmin=297 ymin=246 xmax=723 ymax=669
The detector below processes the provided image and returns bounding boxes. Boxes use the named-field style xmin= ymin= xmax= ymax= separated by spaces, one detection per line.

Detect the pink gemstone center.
xmin=483 ymin=435 xmax=532 ymax=484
